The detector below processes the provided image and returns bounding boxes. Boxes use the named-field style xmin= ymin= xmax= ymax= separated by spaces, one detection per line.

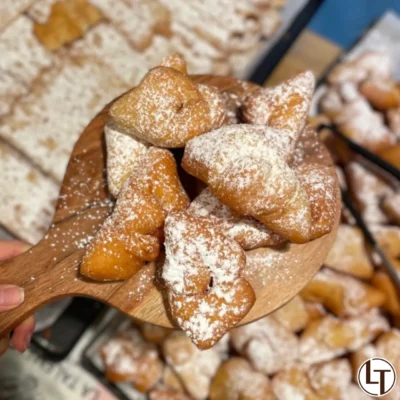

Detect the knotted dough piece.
xmin=109 ymin=66 xmax=225 ymax=147
xmin=182 ymin=124 xmax=312 ymax=243
xmin=162 ymin=211 xmax=255 ymax=350
xmin=105 ymin=120 xmax=149 ymax=198
xmin=188 ymin=188 xmax=285 ymax=250
xmin=242 ymin=71 xmax=315 ymax=157
xmin=81 ymin=148 xmax=189 ymax=281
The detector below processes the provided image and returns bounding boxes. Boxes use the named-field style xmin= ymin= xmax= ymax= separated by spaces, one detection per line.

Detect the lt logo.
xmin=358 ymin=358 xmax=396 ymax=397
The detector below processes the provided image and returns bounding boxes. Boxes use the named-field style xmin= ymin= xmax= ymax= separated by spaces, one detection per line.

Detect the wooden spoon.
xmin=0 ymin=76 xmax=341 ymax=336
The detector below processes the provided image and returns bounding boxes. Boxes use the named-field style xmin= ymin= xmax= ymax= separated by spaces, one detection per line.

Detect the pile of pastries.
xmin=93 ymin=50 xmax=400 ymax=399
xmin=80 ymin=53 xmax=337 ymax=350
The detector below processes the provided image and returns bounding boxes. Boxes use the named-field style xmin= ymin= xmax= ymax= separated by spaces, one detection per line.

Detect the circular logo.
xmin=358 ymin=358 xmax=396 ymax=397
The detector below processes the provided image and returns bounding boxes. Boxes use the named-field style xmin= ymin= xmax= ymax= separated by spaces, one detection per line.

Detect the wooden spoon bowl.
xmin=0 ymin=76 xmax=341 ymax=336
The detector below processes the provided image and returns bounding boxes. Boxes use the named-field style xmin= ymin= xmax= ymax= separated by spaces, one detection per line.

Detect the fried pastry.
xmin=188 ymin=188 xmax=285 ymax=250
xmin=308 ymin=359 xmax=352 ymax=400
xmin=209 ymin=358 xmax=274 ymax=400
xmin=335 ymin=99 xmax=395 ymax=153
xmin=149 ymin=389 xmax=191 ymax=400
xmin=270 ymin=295 xmax=309 ymax=333
xmin=242 ymin=71 xmax=315 ymax=155
xmin=105 ymin=120 xmax=149 ymax=198
xmin=324 ymin=224 xmax=374 ymax=279
xmin=299 ymin=309 xmax=389 ymax=365
xmin=387 ymin=107 xmax=400 ymax=139
xmin=370 ymin=225 xmax=400 ymax=259
xmin=304 ymin=302 xmax=327 ymax=321
xmin=160 ymin=52 xmax=188 ymax=74
xmin=372 ymin=270 xmax=400 ymax=316
xmin=360 ymin=79 xmax=400 ymax=111
xmin=230 ymin=315 xmax=299 ymax=375
xmin=295 ymin=163 xmax=338 ymax=240
xmin=162 ymin=331 xmax=227 ymax=400
xmin=109 ymin=66 xmax=225 ymax=147
xmin=272 ymin=365 xmax=321 ymax=400
xmin=162 ymin=365 xmax=185 ymax=393
xmin=138 ymin=322 xmax=171 ymax=344
xmin=379 ymin=144 xmax=400 ymax=169
xmin=383 ymin=192 xmax=400 ymax=225
xmin=327 ymin=51 xmax=392 ymax=85
xmin=301 ymin=268 xmax=385 ymax=317
xmin=101 ymin=325 xmax=163 ymax=392
xmin=81 ymin=148 xmax=189 ymax=281
xmin=182 ymin=124 xmax=313 ymax=243
xmin=345 ymin=162 xmax=393 ymax=224
xmin=163 ymin=211 xmax=255 ymax=349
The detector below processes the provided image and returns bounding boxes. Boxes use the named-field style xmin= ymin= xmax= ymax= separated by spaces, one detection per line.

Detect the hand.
xmin=0 ymin=241 xmax=35 ymax=355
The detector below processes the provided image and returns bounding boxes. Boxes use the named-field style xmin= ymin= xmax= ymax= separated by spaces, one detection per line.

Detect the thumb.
xmin=0 ymin=241 xmax=30 ymax=262
xmin=0 ymin=285 xmax=24 ymax=311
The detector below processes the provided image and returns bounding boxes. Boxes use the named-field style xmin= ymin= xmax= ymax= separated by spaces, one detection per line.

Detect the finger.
xmin=0 ymin=241 xmax=30 ymax=262
xmin=0 ymin=285 xmax=24 ymax=312
xmin=11 ymin=315 xmax=35 ymax=352
xmin=0 ymin=336 xmax=9 ymax=356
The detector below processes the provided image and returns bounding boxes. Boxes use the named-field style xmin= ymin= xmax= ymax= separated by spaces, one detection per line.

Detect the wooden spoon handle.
xmin=0 ymin=205 xmax=110 ymax=336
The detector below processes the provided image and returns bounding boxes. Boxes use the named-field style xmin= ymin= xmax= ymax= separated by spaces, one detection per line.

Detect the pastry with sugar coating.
xmin=209 ymin=358 xmax=274 ymax=400
xmin=149 ymin=389 xmax=191 ymax=400
xmin=105 ymin=120 xmax=149 ymax=198
xmin=230 ymin=315 xmax=299 ymax=375
xmin=81 ymin=148 xmax=189 ymax=281
xmin=162 ymin=331 xmax=228 ymax=400
xmin=188 ymin=188 xmax=285 ymax=250
xmin=160 ymin=52 xmax=188 ymax=74
xmin=163 ymin=211 xmax=255 ymax=350
xmin=109 ymin=66 xmax=225 ymax=147
xmin=360 ymin=79 xmax=400 ymax=111
xmin=101 ymin=325 xmax=163 ymax=392
xmin=242 ymin=71 xmax=315 ymax=157
xmin=182 ymin=124 xmax=312 ymax=243
xmin=301 ymin=268 xmax=385 ymax=317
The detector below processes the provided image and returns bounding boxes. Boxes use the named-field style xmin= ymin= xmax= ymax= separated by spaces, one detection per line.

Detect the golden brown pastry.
xmin=345 ymin=162 xmax=393 ymax=224
xmin=188 ymin=188 xmax=285 ymax=250
xmin=162 ymin=366 xmax=186 ymax=393
xmin=304 ymin=302 xmax=327 ymax=321
xmin=360 ymin=79 xmax=400 ymax=111
xmin=138 ymin=322 xmax=171 ymax=344
xmin=272 ymin=365 xmax=322 ymax=400
xmin=295 ymin=163 xmax=338 ymax=240
xmin=182 ymin=124 xmax=313 ymax=243
xmin=301 ymin=268 xmax=386 ymax=317
xmin=209 ymin=358 xmax=274 ymax=400
xmin=162 ymin=331 xmax=228 ymax=400
xmin=383 ymin=192 xmax=400 ymax=225
xmin=160 ymin=53 xmax=188 ymax=74
xmin=308 ymin=359 xmax=352 ymax=400
xmin=100 ymin=325 xmax=163 ymax=392
xmin=81 ymin=148 xmax=189 ymax=281
xmin=230 ymin=315 xmax=299 ymax=375
xmin=163 ymin=211 xmax=255 ymax=350
xmin=149 ymin=389 xmax=192 ymax=400
xmin=324 ymin=224 xmax=374 ymax=279
xmin=335 ymin=99 xmax=395 ymax=153
xmin=270 ymin=295 xmax=309 ymax=333
xmin=105 ymin=120 xmax=149 ymax=198
xmin=379 ymin=144 xmax=400 ymax=169
xmin=242 ymin=71 xmax=315 ymax=155
xmin=387 ymin=107 xmax=400 ymax=139
xmin=109 ymin=66 xmax=225 ymax=147
xmin=372 ymin=268 xmax=400 ymax=317
xmin=327 ymin=51 xmax=392 ymax=85
xmin=370 ymin=225 xmax=400 ymax=259
xmin=299 ymin=309 xmax=389 ymax=365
